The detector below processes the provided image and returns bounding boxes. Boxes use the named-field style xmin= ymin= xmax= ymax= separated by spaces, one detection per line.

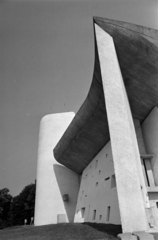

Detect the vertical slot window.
xmin=95 ymin=160 xmax=98 ymax=169
xmin=81 ymin=207 xmax=85 ymax=218
xmin=99 ymin=215 xmax=102 ymax=220
xmin=93 ymin=210 xmax=96 ymax=220
xmin=106 ymin=206 xmax=110 ymax=222
xmin=111 ymin=174 xmax=116 ymax=188
xmin=141 ymin=155 xmax=155 ymax=187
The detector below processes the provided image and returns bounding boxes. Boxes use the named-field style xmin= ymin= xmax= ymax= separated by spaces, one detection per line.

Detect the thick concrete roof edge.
xmin=93 ymin=16 xmax=158 ymax=40
xmin=54 ymin=17 xmax=158 ymax=174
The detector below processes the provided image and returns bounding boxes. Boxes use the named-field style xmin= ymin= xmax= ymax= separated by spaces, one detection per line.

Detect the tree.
xmin=0 ymin=188 xmax=13 ymax=229
xmin=11 ymin=183 xmax=36 ymax=226
xmin=0 ymin=181 xmax=36 ymax=229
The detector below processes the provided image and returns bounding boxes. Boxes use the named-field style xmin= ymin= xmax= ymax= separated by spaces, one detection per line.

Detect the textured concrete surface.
xmin=133 ymin=231 xmax=155 ymax=239
xmin=95 ymin=23 xmax=148 ymax=233
xmin=151 ymin=232 xmax=158 ymax=240
xmin=54 ymin=17 xmax=158 ymax=175
xmin=34 ymin=112 xmax=80 ymax=226
xmin=94 ymin=17 xmax=158 ymax=41
xmin=118 ymin=233 xmax=137 ymax=240
xmin=74 ymin=141 xmax=120 ymax=224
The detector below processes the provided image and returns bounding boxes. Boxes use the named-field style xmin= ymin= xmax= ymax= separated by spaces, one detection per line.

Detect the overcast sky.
xmin=0 ymin=0 xmax=158 ymax=196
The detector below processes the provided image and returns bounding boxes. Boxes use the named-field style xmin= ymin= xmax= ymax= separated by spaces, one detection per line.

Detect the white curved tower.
xmin=34 ymin=112 xmax=79 ymax=226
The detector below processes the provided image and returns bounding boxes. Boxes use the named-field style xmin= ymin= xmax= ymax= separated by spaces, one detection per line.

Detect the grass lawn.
xmin=0 ymin=223 xmax=121 ymax=240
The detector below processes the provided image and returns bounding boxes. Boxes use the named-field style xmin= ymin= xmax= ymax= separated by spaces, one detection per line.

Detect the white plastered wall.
xmin=34 ymin=112 xmax=80 ymax=226
xmin=74 ymin=120 xmax=146 ymax=225
xmin=74 ymin=141 xmax=121 ymax=224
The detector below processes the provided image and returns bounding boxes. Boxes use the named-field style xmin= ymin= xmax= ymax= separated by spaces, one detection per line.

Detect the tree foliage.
xmin=0 ymin=182 xmax=36 ymax=229
xmin=11 ymin=183 xmax=36 ymax=226
xmin=0 ymin=188 xmax=13 ymax=229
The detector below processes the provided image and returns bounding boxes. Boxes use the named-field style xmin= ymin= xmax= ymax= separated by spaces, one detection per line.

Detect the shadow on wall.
xmin=53 ymin=164 xmax=80 ymax=223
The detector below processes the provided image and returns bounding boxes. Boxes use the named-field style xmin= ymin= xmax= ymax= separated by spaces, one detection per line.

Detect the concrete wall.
xmin=142 ymin=107 xmax=158 ymax=186
xmin=34 ymin=112 xmax=80 ymax=226
xmin=74 ymin=141 xmax=121 ymax=224
xmin=95 ymin=23 xmax=148 ymax=232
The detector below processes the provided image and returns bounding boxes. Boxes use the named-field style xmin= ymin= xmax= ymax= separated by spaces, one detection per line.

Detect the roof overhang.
xmin=53 ymin=17 xmax=158 ymax=174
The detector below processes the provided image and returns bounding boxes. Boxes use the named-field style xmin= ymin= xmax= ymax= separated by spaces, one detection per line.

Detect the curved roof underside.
xmin=53 ymin=17 xmax=158 ymax=174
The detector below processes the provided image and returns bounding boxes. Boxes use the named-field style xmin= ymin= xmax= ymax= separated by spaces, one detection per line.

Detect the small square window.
xmin=105 ymin=177 xmax=110 ymax=181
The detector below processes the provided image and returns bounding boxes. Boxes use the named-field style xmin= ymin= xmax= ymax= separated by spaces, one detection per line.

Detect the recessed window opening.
xmin=111 ymin=174 xmax=116 ymax=188
xmin=105 ymin=177 xmax=110 ymax=181
xmin=85 ymin=195 xmax=87 ymax=197
xmin=99 ymin=170 xmax=101 ymax=175
xmin=142 ymin=158 xmax=155 ymax=187
xmin=93 ymin=210 xmax=96 ymax=220
xmin=99 ymin=215 xmax=102 ymax=220
xmin=95 ymin=160 xmax=98 ymax=169
xmin=106 ymin=154 xmax=108 ymax=158
xmin=81 ymin=207 xmax=85 ymax=218
xmin=96 ymin=182 xmax=98 ymax=186
xmin=143 ymin=158 xmax=150 ymax=186
xmin=87 ymin=205 xmax=90 ymax=220
xmin=156 ymin=202 xmax=158 ymax=208
xmin=106 ymin=206 xmax=110 ymax=222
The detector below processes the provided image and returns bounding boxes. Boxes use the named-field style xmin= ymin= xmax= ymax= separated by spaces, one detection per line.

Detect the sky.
xmin=0 ymin=0 xmax=158 ymax=196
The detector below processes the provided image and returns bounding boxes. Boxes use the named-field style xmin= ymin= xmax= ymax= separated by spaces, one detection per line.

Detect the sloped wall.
xmin=74 ymin=141 xmax=121 ymax=224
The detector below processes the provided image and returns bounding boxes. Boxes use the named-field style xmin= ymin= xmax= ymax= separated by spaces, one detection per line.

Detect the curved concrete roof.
xmin=53 ymin=17 xmax=158 ymax=174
